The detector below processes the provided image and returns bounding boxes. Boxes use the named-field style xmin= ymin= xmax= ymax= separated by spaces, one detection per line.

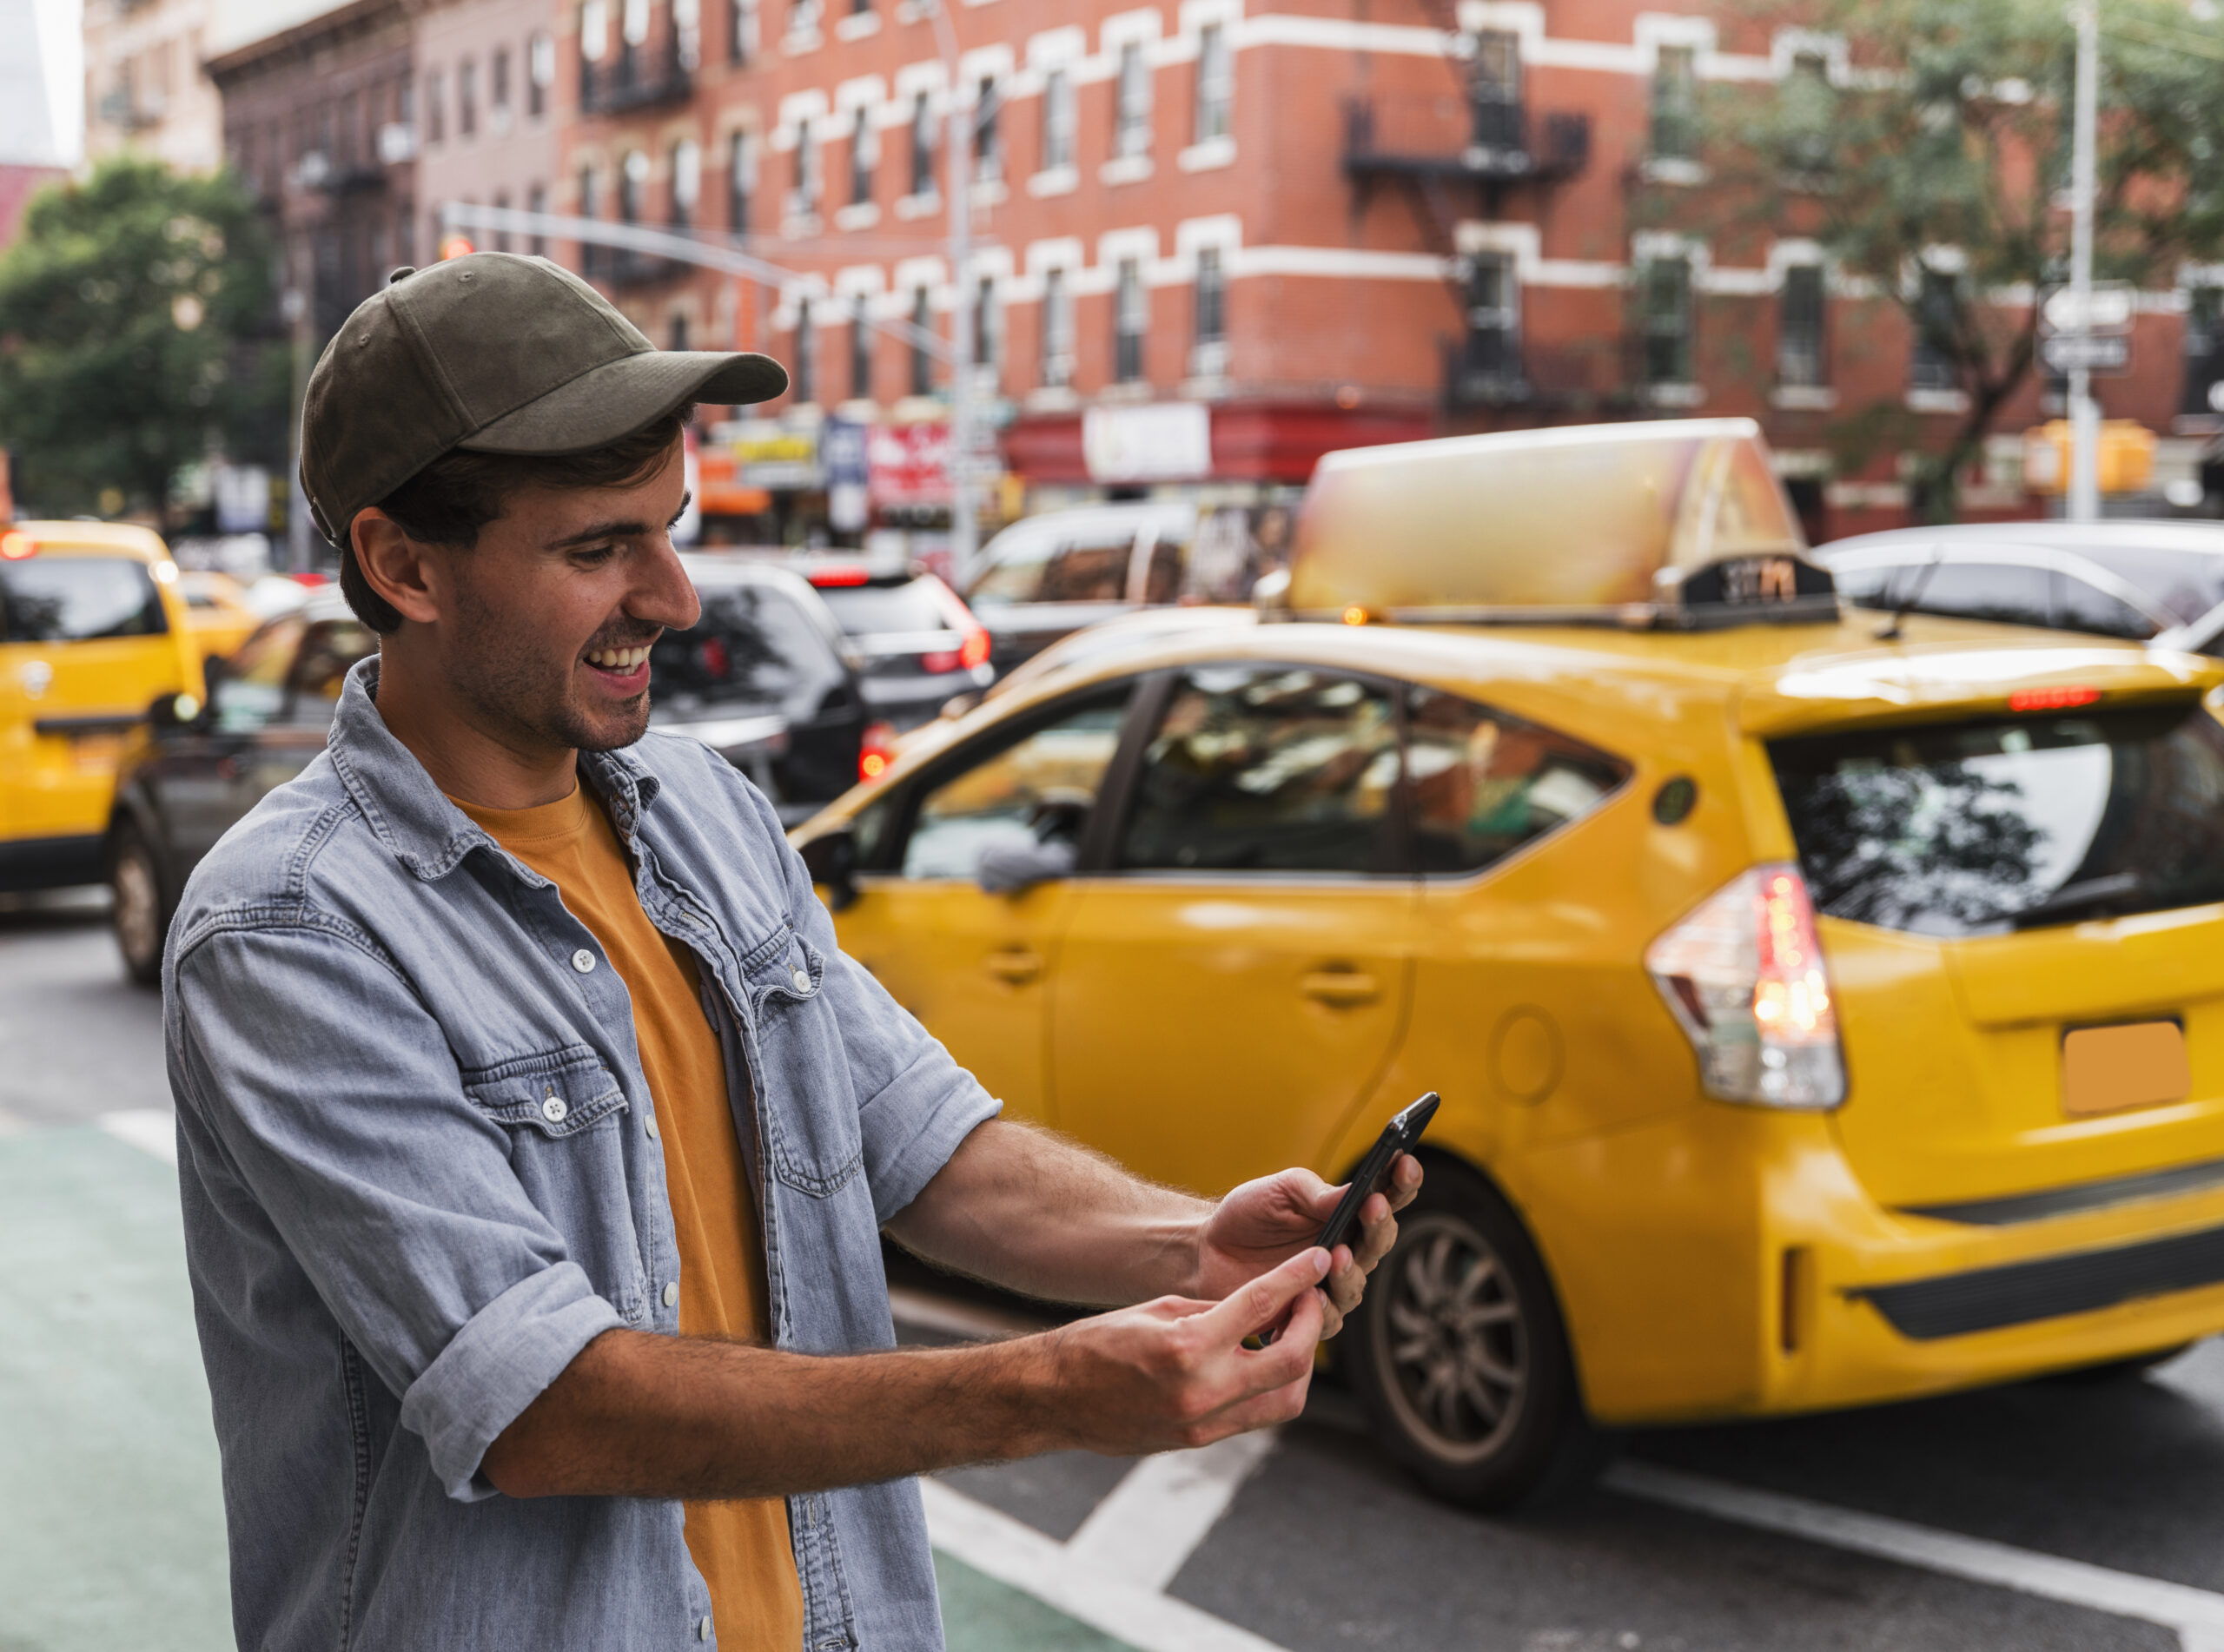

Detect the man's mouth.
xmin=582 ymin=643 xmax=655 ymax=690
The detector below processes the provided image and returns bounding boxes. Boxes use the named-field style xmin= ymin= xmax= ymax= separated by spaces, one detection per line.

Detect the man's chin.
xmin=563 ymin=694 xmax=655 ymax=754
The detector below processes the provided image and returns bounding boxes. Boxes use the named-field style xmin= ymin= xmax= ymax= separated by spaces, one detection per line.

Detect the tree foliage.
xmin=0 ymin=155 xmax=287 ymax=520
xmin=1685 ymin=0 xmax=2224 ymax=518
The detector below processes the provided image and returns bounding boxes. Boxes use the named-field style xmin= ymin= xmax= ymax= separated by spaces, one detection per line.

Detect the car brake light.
xmin=809 ymin=565 xmax=872 ymax=587
xmin=959 ymin=625 xmax=990 ymax=671
xmin=2009 ymin=684 xmax=2100 ymax=712
xmin=859 ymin=719 xmax=898 ymax=783
xmin=1645 ymin=863 xmax=1846 ymax=1109
xmin=0 ymin=532 xmax=35 ymax=559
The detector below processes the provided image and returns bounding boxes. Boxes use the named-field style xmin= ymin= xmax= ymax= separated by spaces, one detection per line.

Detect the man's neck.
xmin=372 ymin=646 xmax=580 ymax=810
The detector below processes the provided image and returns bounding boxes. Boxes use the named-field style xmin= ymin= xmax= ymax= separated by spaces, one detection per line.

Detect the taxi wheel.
xmin=109 ymin=824 xmax=169 ymax=988
xmin=1345 ymin=1160 xmax=1600 ymax=1510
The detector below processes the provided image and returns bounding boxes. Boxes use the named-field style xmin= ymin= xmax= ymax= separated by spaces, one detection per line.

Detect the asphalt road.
xmin=8 ymin=894 xmax=2224 ymax=1652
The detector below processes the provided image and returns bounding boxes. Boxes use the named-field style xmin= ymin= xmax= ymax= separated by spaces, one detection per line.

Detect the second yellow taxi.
xmin=795 ymin=420 xmax=2224 ymax=1506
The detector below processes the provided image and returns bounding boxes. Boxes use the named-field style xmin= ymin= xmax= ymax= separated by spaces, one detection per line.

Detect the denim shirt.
xmin=164 ymin=658 xmax=999 ymax=1652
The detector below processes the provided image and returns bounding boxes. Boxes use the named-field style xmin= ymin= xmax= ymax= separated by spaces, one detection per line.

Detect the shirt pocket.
xmin=743 ymin=927 xmax=864 ymax=1199
xmin=461 ymin=1044 xmax=649 ymax=1324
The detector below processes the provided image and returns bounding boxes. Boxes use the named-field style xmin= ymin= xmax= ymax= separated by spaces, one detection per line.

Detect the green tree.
xmin=1681 ymin=0 xmax=2224 ymax=519
xmin=0 ymin=155 xmax=287 ymax=520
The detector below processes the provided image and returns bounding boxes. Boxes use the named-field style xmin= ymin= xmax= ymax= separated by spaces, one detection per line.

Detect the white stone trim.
xmin=1177 ymin=136 xmax=1237 ymax=171
xmin=1028 ymin=164 xmax=1080 ymax=197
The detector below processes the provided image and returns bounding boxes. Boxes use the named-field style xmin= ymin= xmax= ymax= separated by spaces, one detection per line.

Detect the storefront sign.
xmin=729 ymin=422 xmax=824 ymax=490
xmin=824 ymin=420 xmax=870 ymax=532
xmin=869 ymin=422 xmax=953 ymax=506
xmin=1082 ymin=402 xmax=1212 ymax=484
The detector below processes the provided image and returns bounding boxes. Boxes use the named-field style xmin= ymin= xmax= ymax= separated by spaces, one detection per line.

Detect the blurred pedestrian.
xmin=162 ymin=253 xmax=1420 ymax=1652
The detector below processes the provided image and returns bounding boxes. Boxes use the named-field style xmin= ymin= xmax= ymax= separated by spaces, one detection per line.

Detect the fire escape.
xmin=1341 ymin=15 xmax=1590 ymax=411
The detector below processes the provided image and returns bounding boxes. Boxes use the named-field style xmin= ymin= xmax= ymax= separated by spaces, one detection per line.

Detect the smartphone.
xmin=1316 ymin=1091 xmax=1437 ymax=1254
xmin=1256 ymin=1092 xmax=1436 ymax=1347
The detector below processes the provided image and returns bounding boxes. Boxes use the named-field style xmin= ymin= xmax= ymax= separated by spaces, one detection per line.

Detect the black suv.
xmin=107 ymin=560 xmax=864 ymax=982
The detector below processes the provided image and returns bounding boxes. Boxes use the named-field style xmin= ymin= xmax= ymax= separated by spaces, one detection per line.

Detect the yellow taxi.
xmin=792 ymin=420 xmax=2224 ymax=1507
xmin=0 ymin=523 xmax=204 ymax=893
xmin=175 ymin=569 xmax=266 ymax=663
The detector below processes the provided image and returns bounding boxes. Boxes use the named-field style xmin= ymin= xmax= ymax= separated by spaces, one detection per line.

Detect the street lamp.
xmin=923 ymin=0 xmax=980 ymax=581
xmin=2067 ymin=1 xmax=2100 ymax=523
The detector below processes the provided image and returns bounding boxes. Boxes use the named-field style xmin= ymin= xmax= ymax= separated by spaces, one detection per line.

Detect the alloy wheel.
xmin=113 ymin=839 xmax=162 ymax=980
xmin=1373 ymin=1210 xmax=1529 ymax=1465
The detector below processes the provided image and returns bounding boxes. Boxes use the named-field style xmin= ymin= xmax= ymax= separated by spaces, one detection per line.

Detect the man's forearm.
xmin=883 ymin=1119 xmax=1214 ymax=1307
xmin=485 ymin=1326 xmax=1062 ymax=1500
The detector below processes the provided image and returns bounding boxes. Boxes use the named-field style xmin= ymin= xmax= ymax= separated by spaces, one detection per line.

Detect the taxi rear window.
xmin=0 ymin=556 xmax=168 ymax=643
xmin=1771 ymin=702 xmax=2224 ymax=935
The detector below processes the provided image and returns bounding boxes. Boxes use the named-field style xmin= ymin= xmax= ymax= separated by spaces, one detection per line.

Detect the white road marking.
xmin=921 ymin=1476 xmax=1293 ymax=1652
xmin=1606 ymin=1459 xmax=2224 ymax=1649
xmin=886 ymin=1285 xmax=1047 ymax=1343
xmin=1067 ymin=1431 xmax=1281 ymax=1592
xmin=0 ymin=1107 xmax=27 ymax=1137
xmin=97 ymin=1108 xmax=176 ymax=1166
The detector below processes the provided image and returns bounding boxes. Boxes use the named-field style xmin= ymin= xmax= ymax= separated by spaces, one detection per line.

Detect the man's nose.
xmin=632 ymin=535 xmax=702 ymax=632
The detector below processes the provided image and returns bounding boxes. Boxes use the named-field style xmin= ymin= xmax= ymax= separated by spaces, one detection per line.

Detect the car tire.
xmin=1344 ymin=1157 xmax=1606 ymax=1510
xmin=109 ymin=823 xmax=169 ymax=988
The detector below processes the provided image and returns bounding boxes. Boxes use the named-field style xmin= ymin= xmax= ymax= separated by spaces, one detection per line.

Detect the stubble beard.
xmin=447 ymin=574 xmax=655 ymax=757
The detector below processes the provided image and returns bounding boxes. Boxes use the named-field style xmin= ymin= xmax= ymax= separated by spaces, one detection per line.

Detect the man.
xmin=166 ymin=254 xmax=1419 ymax=1652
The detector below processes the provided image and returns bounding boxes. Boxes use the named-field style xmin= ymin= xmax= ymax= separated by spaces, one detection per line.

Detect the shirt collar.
xmin=328 ymin=657 xmax=664 ymax=882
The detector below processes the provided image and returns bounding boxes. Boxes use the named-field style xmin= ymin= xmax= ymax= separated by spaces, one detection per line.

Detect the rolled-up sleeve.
xmin=171 ymin=921 xmax=623 ymax=1500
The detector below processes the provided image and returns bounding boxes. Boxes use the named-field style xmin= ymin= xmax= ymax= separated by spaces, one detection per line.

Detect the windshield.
xmin=815 ymin=579 xmax=959 ymax=636
xmin=0 ymin=557 xmax=168 ymax=643
xmin=1771 ymin=701 xmax=2224 ymax=936
xmin=652 ymin=582 xmax=830 ymax=706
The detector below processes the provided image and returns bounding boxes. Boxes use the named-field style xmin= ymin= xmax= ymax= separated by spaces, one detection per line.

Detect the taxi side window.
xmin=1406 ymin=686 xmax=1631 ymax=875
xmin=1037 ymin=533 xmax=1136 ymax=604
xmin=2052 ymin=572 xmax=2155 ymax=640
xmin=0 ymin=556 xmax=167 ymax=642
xmin=284 ymin=620 xmax=377 ymax=715
xmin=897 ymin=684 xmax=1135 ymax=879
xmin=1119 ymin=667 xmax=1399 ymax=874
xmin=211 ymin=616 xmax=308 ymax=733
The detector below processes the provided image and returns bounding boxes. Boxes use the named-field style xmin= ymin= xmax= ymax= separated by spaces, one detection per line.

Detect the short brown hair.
xmin=341 ymin=406 xmax=692 ymax=633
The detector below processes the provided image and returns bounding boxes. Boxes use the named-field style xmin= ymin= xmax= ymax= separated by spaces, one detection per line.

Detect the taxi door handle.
xmin=1301 ymin=969 xmax=1379 ymax=1007
xmin=985 ymin=948 xmax=1042 ymax=985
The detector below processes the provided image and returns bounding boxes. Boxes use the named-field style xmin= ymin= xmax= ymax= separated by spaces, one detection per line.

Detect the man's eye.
xmin=573 ymin=544 xmax=619 ymax=565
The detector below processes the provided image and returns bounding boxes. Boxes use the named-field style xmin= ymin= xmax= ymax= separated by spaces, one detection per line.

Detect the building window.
xmin=492 ymin=48 xmax=511 ymax=116
xmin=1453 ymin=252 xmax=1519 ymax=387
xmin=850 ymin=109 xmax=876 ymax=206
xmin=975 ymin=76 xmax=1002 ymax=182
xmin=1195 ymin=23 xmax=1231 ymax=143
xmin=2181 ymin=285 xmax=2224 ymax=418
xmin=493 ymin=188 xmax=512 ymax=252
xmin=577 ymin=164 xmax=599 ymax=276
xmin=910 ymin=92 xmax=935 ymax=195
xmin=670 ymin=313 xmax=689 ymax=350
xmin=730 ymin=130 xmax=757 ymax=231
xmin=528 ymin=33 xmax=554 ymax=118
xmin=458 ymin=58 xmax=478 ymax=137
xmin=527 ymin=181 xmax=547 ymax=255
xmin=851 ymin=309 xmax=872 ymax=400
xmin=1778 ymin=262 xmax=1826 ymax=387
xmin=1041 ymin=68 xmax=1075 ymax=171
xmin=1115 ymin=42 xmax=1152 ymax=158
xmin=1651 ymin=43 xmax=1697 ymax=161
xmin=1642 ymin=254 xmax=1693 ymax=385
xmin=1469 ymin=30 xmax=1520 ymax=149
xmin=793 ymin=120 xmax=820 ymax=215
xmin=676 ymin=0 xmax=701 ymax=69
xmin=620 ymin=149 xmax=647 ymax=225
xmin=1194 ymin=245 xmax=1226 ymax=354
xmin=425 ymin=69 xmax=445 ymax=144
xmin=974 ymin=275 xmax=1001 ymax=378
xmin=794 ymin=298 xmax=816 ymax=403
xmin=671 ymin=138 xmax=700 ymax=228
xmin=909 ymin=286 xmax=934 ymax=396
xmin=791 ymin=0 xmax=823 ymax=39
xmin=1910 ymin=266 xmax=1958 ymax=391
xmin=730 ymin=0 xmax=758 ymax=64
xmin=1114 ymin=256 xmax=1147 ymax=381
xmin=1781 ymin=50 xmax=1832 ymax=175
xmin=1041 ymin=267 xmax=1074 ymax=387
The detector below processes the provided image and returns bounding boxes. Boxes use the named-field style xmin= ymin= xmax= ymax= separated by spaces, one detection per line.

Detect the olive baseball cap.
xmin=301 ymin=252 xmax=787 ymax=545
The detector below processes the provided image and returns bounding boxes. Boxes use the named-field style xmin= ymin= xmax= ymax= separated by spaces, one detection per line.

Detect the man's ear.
xmin=352 ymin=508 xmax=447 ymax=626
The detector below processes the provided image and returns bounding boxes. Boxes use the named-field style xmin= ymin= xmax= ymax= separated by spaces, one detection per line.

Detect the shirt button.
xmin=697 ymin=1616 xmax=712 ymax=1641
xmin=571 ymin=948 xmax=596 ymax=974
xmin=541 ymin=1095 xmax=568 ymax=1123
xmin=791 ymin=968 xmax=811 ymax=992
xmin=663 ymin=1280 xmax=679 ymax=1308
xmin=644 ymin=1107 xmax=659 ymax=1140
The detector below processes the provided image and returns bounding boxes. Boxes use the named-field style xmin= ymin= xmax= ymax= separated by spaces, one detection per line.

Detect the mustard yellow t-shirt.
xmin=457 ymin=783 xmax=804 ymax=1652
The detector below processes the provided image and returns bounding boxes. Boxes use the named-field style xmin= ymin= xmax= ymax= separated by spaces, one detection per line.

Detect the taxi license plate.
xmin=2062 ymin=1021 xmax=2190 ymax=1117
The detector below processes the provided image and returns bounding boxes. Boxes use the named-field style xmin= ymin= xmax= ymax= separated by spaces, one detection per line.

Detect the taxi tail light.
xmin=1645 ymin=863 xmax=1847 ymax=1110
xmin=858 ymin=719 xmax=898 ymax=783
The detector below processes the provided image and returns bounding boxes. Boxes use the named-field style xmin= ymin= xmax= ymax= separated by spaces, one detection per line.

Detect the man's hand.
xmin=1042 ymin=1249 xmax=1332 ymax=1454
xmin=1193 ymin=1155 xmax=1423 ymax=1338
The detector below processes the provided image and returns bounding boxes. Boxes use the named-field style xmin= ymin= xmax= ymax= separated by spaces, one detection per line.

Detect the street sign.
xmin=2042 ymin=281 xmax=2135 ymax=335
xmin=2040 ymin=332 xmax=2131 ymax=373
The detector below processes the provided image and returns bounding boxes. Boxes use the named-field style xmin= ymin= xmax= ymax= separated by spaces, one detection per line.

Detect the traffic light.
xmin=2021 ymin=420 xmax=2155 ymax=497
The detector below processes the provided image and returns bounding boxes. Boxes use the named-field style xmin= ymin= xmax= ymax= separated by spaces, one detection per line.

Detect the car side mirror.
xmin=798 ymin=826 xmax=858 ymax=911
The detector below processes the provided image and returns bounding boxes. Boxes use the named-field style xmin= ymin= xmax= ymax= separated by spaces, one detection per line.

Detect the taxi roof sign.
xmin=1280 ymin=418 xmax=1833 ymax=630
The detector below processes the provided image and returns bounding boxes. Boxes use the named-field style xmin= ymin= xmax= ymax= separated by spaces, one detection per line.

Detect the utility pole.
xmin=925 ymin=0 xmax=979 ymax=581
xmin=2067 ymin=1 xmax=2101 ymax=522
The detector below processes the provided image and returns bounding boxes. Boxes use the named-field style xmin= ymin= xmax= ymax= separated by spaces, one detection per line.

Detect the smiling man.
xmin=162 ymin=250 xmax=1419 ymax=1652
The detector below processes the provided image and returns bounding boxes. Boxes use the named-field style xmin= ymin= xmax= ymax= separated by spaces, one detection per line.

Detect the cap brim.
xmin=458 ymin=350 xmax=789 ymax=455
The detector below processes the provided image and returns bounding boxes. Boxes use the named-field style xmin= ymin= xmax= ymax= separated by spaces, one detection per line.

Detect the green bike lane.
xmin=0 ymin=1123 xmax=1130 ymax=1652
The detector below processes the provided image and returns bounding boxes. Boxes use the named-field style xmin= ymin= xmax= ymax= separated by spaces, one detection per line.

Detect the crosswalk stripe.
xmin=97 ymin=1109 xmax=176 ymax=1166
